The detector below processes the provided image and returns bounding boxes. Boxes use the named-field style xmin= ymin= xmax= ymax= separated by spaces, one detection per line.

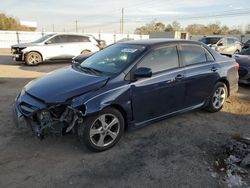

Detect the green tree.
xmin=245 ymin=24 xmax=250 ymax=34
xmin=134 ymin=21 xmax=166 ymax=34
xmin=164 ymin=24 xmax=173 ymax=32
xmin=171 ymin=21 xmax=181 ymax=31
xmin=0 ymin=13 xmax=35 ymax=31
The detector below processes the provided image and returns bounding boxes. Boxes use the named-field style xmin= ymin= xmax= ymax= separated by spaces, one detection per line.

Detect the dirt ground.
xmin=0 ymin=55 xmax=250 ymax=188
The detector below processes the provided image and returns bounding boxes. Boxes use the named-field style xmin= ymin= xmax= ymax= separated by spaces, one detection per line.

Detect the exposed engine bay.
xmin=26 ymin=105 xmax=84 ymax=139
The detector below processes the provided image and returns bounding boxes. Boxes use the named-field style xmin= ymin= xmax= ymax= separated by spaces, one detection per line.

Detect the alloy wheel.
xmin=27 ymin=52 xmax=41 ymax=65
xmin=212 ymin=87 xmax=226 ymax=109
xmin=89 ymin=114 xmax=120 ymax=147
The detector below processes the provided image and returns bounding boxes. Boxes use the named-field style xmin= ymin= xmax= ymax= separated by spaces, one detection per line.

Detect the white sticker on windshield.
xmin=121 ymin=48 xmax=138 ymax=53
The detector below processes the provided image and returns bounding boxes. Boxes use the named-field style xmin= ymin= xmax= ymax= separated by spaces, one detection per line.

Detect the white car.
xmin=11 ymin=33 xmax=100 ymax=65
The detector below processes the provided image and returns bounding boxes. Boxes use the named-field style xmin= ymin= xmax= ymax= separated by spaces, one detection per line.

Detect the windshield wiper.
xmin=79 ymin=66 xmax=103 ymax=75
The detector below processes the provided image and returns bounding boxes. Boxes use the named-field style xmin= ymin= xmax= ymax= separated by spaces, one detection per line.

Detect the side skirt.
xmin=128 ymin=103 xmax=205 ymax=130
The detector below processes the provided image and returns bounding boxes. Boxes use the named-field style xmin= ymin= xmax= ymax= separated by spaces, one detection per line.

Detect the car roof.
xmin=120 ymin=39 xmax=203 ymax=47
xmin=54 ymin=33 xmax=90 ymax=37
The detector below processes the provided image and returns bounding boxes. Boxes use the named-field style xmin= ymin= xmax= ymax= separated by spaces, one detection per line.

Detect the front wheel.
xmin=205 ymin=82 xmax=228 ymax=113
xmin=25 ymin=52 xmax=42 ymax=65
xmin=78 ymin=107 xmax=124 ymax=152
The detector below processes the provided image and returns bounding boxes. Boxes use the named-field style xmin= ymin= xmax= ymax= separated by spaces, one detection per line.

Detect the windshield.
xmin=199 ymin=37 xmax=221 ymax=45
xmin=240 ymin=47 xmax=250 ymax=55
xmin=80 ymin=43 xmax=146 ymax=74
xmin=33 ymin=34 xmax=55 ymax=43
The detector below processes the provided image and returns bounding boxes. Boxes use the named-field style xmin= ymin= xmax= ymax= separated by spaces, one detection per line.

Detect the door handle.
xmin=175 ymin=74 xmax=184 ymax=81
xmin=211 ymin=67 xmax=218 ymax=72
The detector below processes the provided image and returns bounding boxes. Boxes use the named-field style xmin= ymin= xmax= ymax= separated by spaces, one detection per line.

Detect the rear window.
xmin=181 ymin=45 xmax=207 ymax=66
xmin=199 ymin=37 xmax=221 ymax=45
xmin=68 ymin=35 xmax=90 ymax=43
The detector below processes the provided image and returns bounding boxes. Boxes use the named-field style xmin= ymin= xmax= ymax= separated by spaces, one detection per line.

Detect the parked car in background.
xmin=233 ymin=47 xmax=250 ymax=84
xmin=117 ymin=38 xmax=134 ymax=43
xmin=242 ymin=39 xmax=250 ymax=49
xmin=199 ymin=36 xmax=242 ymax=56
xmin=11 ymin=33 xmax=100 ymax=65
xmin=13 ymin=39 xmax=239 ymax=151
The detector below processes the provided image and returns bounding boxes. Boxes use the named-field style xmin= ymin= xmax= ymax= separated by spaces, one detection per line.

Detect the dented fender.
xmin=71 ymin=83 xmax=133 ymax=122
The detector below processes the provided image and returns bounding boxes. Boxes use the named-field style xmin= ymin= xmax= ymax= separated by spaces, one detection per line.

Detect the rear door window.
xmin=67 ymin=35 xmax=90 ymax=43
xmin=227 ymin=38 xmax=235 ymax=44
xmin=138 ymin=46 xmax=179 ymax=74
xmin=180 ymin=45 xmax=207 ymax=66
xmin=49 ymin=35 xmax=68 ymax=43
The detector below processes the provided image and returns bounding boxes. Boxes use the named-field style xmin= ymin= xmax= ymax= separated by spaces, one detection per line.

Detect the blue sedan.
xmin=13 ymin=39 xmax=239 ymax=151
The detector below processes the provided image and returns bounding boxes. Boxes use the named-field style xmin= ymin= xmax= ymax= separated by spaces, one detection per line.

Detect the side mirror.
xmin=134 ymin=67 xmax=152 ymax=78
xmin=45 ymin=40 xmax=52 ymax=45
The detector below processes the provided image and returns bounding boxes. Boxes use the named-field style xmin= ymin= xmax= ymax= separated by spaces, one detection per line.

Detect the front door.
xmin=131 ymin=45 xmax=186 ymax=123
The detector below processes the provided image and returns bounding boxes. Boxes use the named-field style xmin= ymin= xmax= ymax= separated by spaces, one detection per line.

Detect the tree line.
xmin=134 ymin=21 xmax=250 ymax=35
xmin=0 ymin=13 xmax=35 ymax=31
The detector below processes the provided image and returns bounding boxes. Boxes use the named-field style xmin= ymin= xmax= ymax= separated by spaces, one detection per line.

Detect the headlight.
xmin=37 ymin=110 xmax=51 ymax=125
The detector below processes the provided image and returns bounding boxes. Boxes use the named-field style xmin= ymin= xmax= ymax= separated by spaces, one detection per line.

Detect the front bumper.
xmin=13 ymin=91 xmax=47 ymax=133
xmin=13 ymin=102 xmax=29 ymax=128
xmin=11 ymin=48 xmax=24 ymax=61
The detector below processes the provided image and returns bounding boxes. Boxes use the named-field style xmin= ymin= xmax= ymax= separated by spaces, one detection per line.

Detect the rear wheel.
xmin=78 ymin=107 xmax=124 ymax=152
xmin=25 ymin=52 xmax=42 ymax=65
xmin=81 ymin=50 xmax=91 ymax=55
xmin=205 ymin=82 xmax=227 ymax=112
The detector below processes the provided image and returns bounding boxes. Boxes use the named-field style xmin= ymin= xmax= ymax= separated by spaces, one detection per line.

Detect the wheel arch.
xmin=108 ymin=104 xmax=128 ymax=130
xmin=24 ymin=50 xmax=44 ymax=62
xmin=217 ymin=78 xmax=230 ymax=97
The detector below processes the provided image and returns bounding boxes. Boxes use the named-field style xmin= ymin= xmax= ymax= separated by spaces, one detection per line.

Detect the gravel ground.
xmin=0 ymin=55 xmax=249 ymax=188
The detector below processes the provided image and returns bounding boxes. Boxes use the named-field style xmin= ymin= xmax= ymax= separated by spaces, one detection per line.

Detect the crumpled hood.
xmin=11 ymin=42 xmax=40 ymax=48
xmin=25 ymin=66 xmax=108 ymax=103
xmin=233 ymin=54 xmax=250 ymax=66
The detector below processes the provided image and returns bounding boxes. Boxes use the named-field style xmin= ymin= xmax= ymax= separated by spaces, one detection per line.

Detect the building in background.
xmin=20 ymin=21 xmax=37 ymax=31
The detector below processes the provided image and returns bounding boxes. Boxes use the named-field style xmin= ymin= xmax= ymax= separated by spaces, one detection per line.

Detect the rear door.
xmin=63 ymin=35 xmax=92 ymax=58
xmin=131 ymin=45 xmax=186 ymax=123
xmin=179 ymin=44 xmax=220 ymax=107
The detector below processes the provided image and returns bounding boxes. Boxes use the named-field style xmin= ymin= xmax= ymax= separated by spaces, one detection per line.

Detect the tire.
xmin=205 ymin=82 xmax=228 ymax=113
xmin=25 ymin=52 xmax=42 ymax=65
xmin=81 ymin=50 xmax=91 ymax=55
xmin=78 ymin=107 xmax=125 ymax=152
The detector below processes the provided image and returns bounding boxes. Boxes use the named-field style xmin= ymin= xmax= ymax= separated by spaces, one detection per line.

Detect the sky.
xmin=1 ymin=0 xmax=250 ymax=33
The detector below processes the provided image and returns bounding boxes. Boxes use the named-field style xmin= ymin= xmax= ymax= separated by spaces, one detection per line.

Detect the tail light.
xmin=235 ymin=62 xmax=239 ymax=71
xmin=96 ymin=44 xmax=101 ymax=50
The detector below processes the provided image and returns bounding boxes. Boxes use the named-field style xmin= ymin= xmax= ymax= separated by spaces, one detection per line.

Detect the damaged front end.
xmin=14 ymin=90 xmax=85 ymax=139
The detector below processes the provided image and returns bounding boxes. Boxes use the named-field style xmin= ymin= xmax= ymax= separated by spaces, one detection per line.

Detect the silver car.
xmin=199 ymin=36 xmax=242 ymax=56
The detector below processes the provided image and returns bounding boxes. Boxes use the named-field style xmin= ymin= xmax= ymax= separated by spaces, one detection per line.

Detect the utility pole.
xmin=120 ymin=18 xmax=122 ymax=33
xmin=75 ymin=20 xmax=78 ymax=33
xmin=52 ymin=24 xmax=55 ymax=32
xmin=121 ymin=8 xmax=124 ymax=34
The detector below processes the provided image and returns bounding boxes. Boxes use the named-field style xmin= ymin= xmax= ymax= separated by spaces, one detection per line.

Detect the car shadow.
xmin=0 ymin=55 xmax=71 ymax=73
